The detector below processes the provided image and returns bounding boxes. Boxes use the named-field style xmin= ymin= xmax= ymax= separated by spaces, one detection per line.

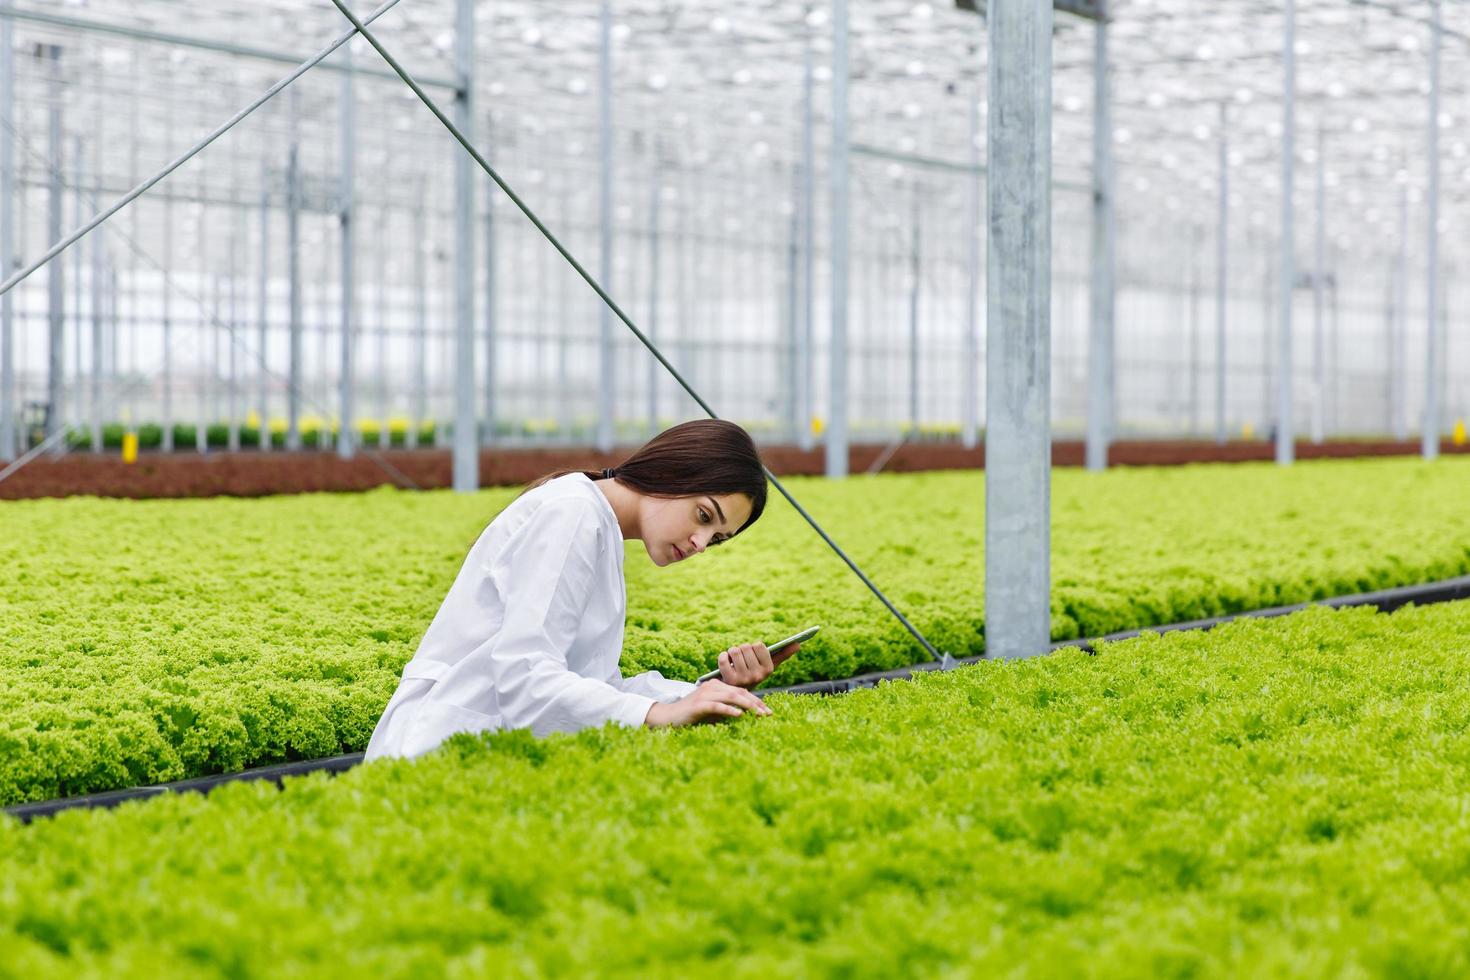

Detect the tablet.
xmin=695 ymin=625 xmax=820 ymax=684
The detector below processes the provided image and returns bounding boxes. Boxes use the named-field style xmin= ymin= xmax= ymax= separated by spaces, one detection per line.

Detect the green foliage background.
xmin=3 ymin=457 xmax=1470 ymax=804
xmin=4 ymin=601 xmax=1470 ymax=975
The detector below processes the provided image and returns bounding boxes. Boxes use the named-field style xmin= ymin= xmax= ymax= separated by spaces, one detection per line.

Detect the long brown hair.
xmin=525 ymin=419 xmax=768 ymax=537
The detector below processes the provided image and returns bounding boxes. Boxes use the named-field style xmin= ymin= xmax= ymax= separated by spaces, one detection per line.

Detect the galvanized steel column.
xmin=482 ymin=146 xmax=497 ymax=448
xmin=1188 ymin=230 xmax=1201 ymax=435
xmin=375 ymin=205 xmax=389 ymax=450
xmin=45 ymin=44 xmax=64 ymax=457
xmin=286 ymin=85 xmax=302 ymax=452
xmin=257 ymin=157 xmax=271 ymax=453
xmin=1085 ymin=12 xmax=1113 ymax=472
xmin=826 ymin=0 xmax=850 ymax=479
xmin=1215 ymin=102 xmax=1228 ymax=446
xmin=647 ymin=162 xmax=661 ymax=433
xmin=1393 ymin=176 xmax=1408 ymax=441
xmin=452 ymin=0 xmax=477 ymax=489
xmin=410 ymin=180 xmax=426 ymax=450
xmin=1329 ymin=255 xmax=1340 ymax=433
xmin=337 ymin=41 xmax=357 ymax=460
xmin=799 ymin=24 xmax=816 ymax=453
xmin=962 ymin=69 xmax=980 ymax=450
xmin=1423 ymin=0 xmax=1442 ymax=460
xmin=1211 ymin=106 xmax=1223 ymax=443
xmin=196 ymin=182 xmax=210 ymax=454
xmin=1276 ymin=0 xmax=1295 ymax=465
xmin=90 ymin=128 xmax=104 ymax=452
xmin=1311 ymin=124 xmax=1324 ymax=445
xmin=0 ymin=12 xmax=15 ymax=460
xmin=72 ymin=139 xmax=84 ymax=443
xmin=908 ymin=180 xmax=920 ymax=434
xmin=985 ymin=0 xmax=1052 ymax=660
xmin=161 ymin=117 xmax=175 ymax=452
xmin=785 ymin=159 xmax=800 ymax=442
xmin=228 ymin=227 xmax=240 ymax=452
xmin=595 ymin=0 xmax=615 ymax=453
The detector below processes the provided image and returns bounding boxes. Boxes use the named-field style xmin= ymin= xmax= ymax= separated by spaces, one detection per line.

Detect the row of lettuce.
xmin=36 ymin=416 xmax=963 ymax=452
xmin=3 ymin=457 xmax=1470 ymax=805
xmin=5 ymin=602 xmax=1470 ymax=975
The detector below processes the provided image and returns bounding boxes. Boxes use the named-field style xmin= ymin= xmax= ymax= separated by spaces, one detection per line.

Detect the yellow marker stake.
xmin=121 ymin=432 xmax=138 ymax=464
xmin=1454 ymin=418 xmax=1467 ymax=447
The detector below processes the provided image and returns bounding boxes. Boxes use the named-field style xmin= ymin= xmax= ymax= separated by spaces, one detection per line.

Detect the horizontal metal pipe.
xmin=0 ymin=6 xmax=457 ymax=89
xmin=851 ymin=141 xmax=1090 ymax=192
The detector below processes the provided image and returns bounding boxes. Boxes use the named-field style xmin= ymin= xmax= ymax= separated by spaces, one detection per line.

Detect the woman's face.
xmin=639 ymin=492 xmax=754 ymax=567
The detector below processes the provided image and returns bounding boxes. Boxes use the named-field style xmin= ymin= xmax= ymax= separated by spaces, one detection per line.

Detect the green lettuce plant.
xmin=2 ymin=457 xmax=1469 ymax=804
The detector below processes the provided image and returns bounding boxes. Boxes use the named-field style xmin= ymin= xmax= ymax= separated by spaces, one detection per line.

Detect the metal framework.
xmin=1 ymin=0 xmax=1467 ymax=481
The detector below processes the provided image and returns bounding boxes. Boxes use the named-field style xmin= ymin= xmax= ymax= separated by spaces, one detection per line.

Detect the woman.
xmin=365 ymin=419 xmax=800 ymax=761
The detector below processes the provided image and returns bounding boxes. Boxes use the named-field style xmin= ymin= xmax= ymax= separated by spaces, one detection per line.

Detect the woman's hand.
xmin=644 ymin=680 xmax=771 ymax=728
xmin=715 ymin=641 xmax=802 ymax=690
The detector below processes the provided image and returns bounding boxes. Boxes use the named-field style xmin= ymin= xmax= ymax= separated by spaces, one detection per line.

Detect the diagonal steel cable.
xmin=326 ymin=0 xmax=947 ymax=664
xmin=0 ymin=0 xmax=406 ymax=301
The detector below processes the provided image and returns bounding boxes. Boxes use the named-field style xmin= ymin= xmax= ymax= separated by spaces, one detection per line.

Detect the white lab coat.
xmin=365 ymin=473 xmax=696 ymax=760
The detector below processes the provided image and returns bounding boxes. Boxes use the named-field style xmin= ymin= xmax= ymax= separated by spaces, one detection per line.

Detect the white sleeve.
xmin=458 ymin=498 xmax=656 ymax=738
xmin=614 ymin=670 xmax=698 ymax=703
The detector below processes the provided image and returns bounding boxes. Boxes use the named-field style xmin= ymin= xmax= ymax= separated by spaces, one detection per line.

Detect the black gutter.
xmin=771 ymin=573 xmax=1470 ymax=696
xmin=5 ymin=754 xmax=363 ymax=824
xmin=9 ymin=573 xmax=1470 ymax=824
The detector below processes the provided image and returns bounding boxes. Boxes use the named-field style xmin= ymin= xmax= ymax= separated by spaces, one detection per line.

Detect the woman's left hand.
xmin=716 ymin=641 xmax=801 ymax=690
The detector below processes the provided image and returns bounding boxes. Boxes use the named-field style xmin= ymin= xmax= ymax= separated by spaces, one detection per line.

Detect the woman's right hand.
xmin=643 ymin=680 xmax=772 ymax=728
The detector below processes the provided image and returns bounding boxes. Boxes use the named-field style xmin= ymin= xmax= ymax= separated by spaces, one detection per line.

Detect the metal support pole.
xmin=1311 ymin=124 xmax=1325 ymax=445
xmin=482 ymin=146 xmax=497 ymax=448
xmin=556 ymin=171 xmax=572 ymax=438
xmin=1423 ymin=0 xmax=1442 ymax=460
xmin=197 ymin=178 xmax=210 ymax=454
xmin=962 ymin=68 xmax=980 ymax=450
xmin=45 ymin=44 xmax=64 ymax=457
xmin=228 ymin=231 xmax=239 ymax=452
xmin=161 ymin=128 xmax=174 ymax=452
xmin=1 ymin=13 xmax=15 ymax=460
xmin=72 ymin=138 xmax=83 ymax=441
xmin=647 ymin=160 xmax=661 ymax=434
xmin=826 ymin=0 xmax=850 ymax=478
xmin=1215 ymin=102 xmax=1228 ymax=445
xmin=90 ymin=130 xmax=104 ymax=453
xmin=1188 ymin=228 xmax=1201 ymax=435
xmin=338 ymin=41 xmax=356 ymax=460
xmin=595 ymin=0 xmax=615 ymax=453
xmin=286 ymin=85 xmax=302 ymax=452
xmin=985 ymin=0 xmax=1052 ymax=659
xmin=785 ymin=160 xmax=800 ymax=443
xmin=1085 ymin=12 xmax=1114 ymax=471
xmin=314 ymin=244 xmax=330 ymax=451
xmin=257 ymin=157 xmax=271 ymax=452
xmin=1393 ymin=175 xmax=1408 ymax=441
xmin=376 ymin=205 xmax=389 ymax=450
xmin=452 ymin=0 xmax=477 ymax=489
xmin=1328 ymin=259 xmax=1339 ymax=435
xmin=411 ymin=181 xmax=426 ymax=449
xmin=1261 ymin=233 xmax=1273 ymax=429
xmin=799 ymin=25 xmax=816 ymax=452
xmin=1276 ymin=0 xmax=1296 ymax=465
xmin=908 ymin=180 xmax=921 ymax=435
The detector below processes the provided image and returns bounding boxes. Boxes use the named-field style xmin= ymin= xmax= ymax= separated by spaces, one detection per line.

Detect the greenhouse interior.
xmin=4 ymin=0 xmax=1470 ymax=974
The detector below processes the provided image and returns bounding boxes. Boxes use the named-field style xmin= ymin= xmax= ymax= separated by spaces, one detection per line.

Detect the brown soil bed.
xmin=2 ymin=438 xmax=1466 ymax=501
